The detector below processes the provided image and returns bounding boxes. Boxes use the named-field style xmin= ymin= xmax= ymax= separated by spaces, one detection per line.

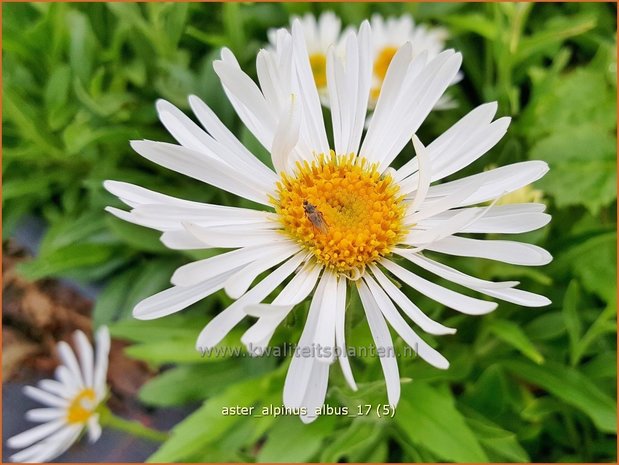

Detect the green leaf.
xmin=505 ymin=360 xmax=617 ymax=433
xmin=257 ymin=415 xmax=337 ymax=462
xmin=487 ymin=319 xmax=545 ymax=364
xmin=562 ymin=280 xmax=582 ymax=365
xmin=395 ymin=383 xmax=488 ymax=462
xmin=139 ymin=358 xmax=276 ymax=407
xmin=16 ymin=243 xmax=117 ymax=281
xmin=147 ymin=374 xmax=273 ymax=462
xmin=319 ymin=419 xmax=383 ymax=462
xmin=463 ymin=410 xmax=530 ymax=462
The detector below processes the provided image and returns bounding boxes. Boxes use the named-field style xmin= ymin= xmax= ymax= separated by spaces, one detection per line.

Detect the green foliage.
xmin=4 ymin=2 xmax=616 ymax=463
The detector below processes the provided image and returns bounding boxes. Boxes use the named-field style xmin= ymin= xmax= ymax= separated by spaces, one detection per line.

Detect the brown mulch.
xmin=2 ymin=241 xmax=154 ymax=407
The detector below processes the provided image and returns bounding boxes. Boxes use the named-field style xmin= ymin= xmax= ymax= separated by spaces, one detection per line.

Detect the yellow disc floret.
xmin=273 ymin=153 xmax=407 ymax=278
xmin=66 ymin=388 xmax=97 ymax=424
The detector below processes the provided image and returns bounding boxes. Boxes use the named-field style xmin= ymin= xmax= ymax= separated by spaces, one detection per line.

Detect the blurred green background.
xmin=3 ymin=2 xmax=617 ymax=462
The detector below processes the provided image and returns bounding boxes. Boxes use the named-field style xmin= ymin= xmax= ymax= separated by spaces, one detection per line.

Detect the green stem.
xmin=99 ymin=405 xmax=169 ymax=443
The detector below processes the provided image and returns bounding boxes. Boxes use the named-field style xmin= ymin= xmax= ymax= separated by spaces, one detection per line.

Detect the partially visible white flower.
xmin=7 ymin=327 xmax=110 ymax=463
xmin=367 ymin=14 xmax=458 ymax=109
xmin=268 ymin=12 xmax=458 ymax=110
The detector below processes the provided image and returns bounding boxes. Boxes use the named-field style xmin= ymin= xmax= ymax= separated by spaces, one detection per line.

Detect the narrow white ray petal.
xmin=404 ymin=183 xmax=479 ymax=220
xmin=87 ymin=415 xmax=102 ymax=443
xmin=54 ymin=365 xmax=79 ymax=393
xmin=37 ymin=380 xmax=71 ymax=399
xmin=425 ymin=161 xmax=549 ymax=207
xmin=404 ymin=207 xmax=481 ymax=245
xmin=183 ymin=222 xmax=288 ymax=248
xmin=25 ymin=408 xmax=65 ymax=423
xmin=369 ymin=264 xmax=456 ymax=335
xmin=364 ymin=43 xmax=413 ymax=138
xmin=160 ymin=230 xmax=208 ymax=250
xmin=395 ymin=250 xmax=518 ymax=290
xmin=313 ymin=270 xmax=338 ymax=364
xmin=421 ymin=210 xmax=552 ymax=234
xmin=241 ymin=263 xmax=321 ymax=350
xmin=381 ymin=258 xmax=498 ymax=315
xmin=57 ymin=342 xmax=84 ymax=389
xmin=196 ymin=252 xmax=307 ymax=351
xmin=188 ymin=94 xmax=276 ymax=176
xmin=480 ymin=287 xmax=551 ymax=307
xmin=407 ymin=135 xmax=431 ymax=214
xmin=272 ymin=94 xmax=301 ymax=173
xmin=334 ymin=277 xmax=357 ymax=390
xmin=299 ymin=360 xmax=330 ymax=424
xmin=130 ymin=140 xmax=272 ymax=206
xmin=394 ymin=102 xmax=499 ymax=182
xmin=7 ymin=419 xmax=66 ymax=449
xmin=134 ymin=269 xmax=237 ymax=320
xmin=103 ymin=180 xmax=206 ymax=209
xmin=94 ymin=326 xmax=110 ymax=398
xmin=73 ymin=330 xmax=94 ymax=388
xmin=11 ymin=424 xmax=82 ymax=463
xmin=364 ymin=274 xmax=449 ymax=369
xmin=284 ymin=272 xmax=328 ymax=408
xmin=225 ymin=244 xmax=298 ymax=299
xmin=213 ymin=52 xmax=277 ymax=150
xmin=172 ymin=243 xmax=293 ymax=287
xmin=357 ymin=280 xmax=400 ymax=406
xmin=291 ymin=19 xmax=330 ymax=155
xmin=425 ymin=236 xmax=553 ymax=266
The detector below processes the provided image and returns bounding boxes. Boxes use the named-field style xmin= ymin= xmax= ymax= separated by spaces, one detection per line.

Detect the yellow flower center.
xmin=309 ymin=52 xmax=327 ymax=89
xmin=273 ymin=153 xmax=407 ymax=278
xmin=66 ymin=388 xmax=97 ymax=424
xmin=370 ymin=46 xmax=398 ymax=101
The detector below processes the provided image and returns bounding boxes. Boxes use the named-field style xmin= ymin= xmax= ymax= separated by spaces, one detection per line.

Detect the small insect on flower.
xmin=303 ymin=199 xmax=329 ymax=234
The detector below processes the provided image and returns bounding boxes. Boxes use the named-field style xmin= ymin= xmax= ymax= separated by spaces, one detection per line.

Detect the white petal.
xmin=87 ymin=415 xmax=102 ymax=443
xmin=395 ymin=250 xmax=518 ymax=290
xmin=133 ymin=269 xmax=236 ymax=320
xmin=94 ymin=326 xmax=111 ymax=398
xmin=188 ymin=94 xmax=276 ymax=176
xmin=334 ymin=277 xmax=357 ymax=390
xmin=213 ymin=51 xmax=277 ymax=151
xmin=477 ymin=287 xmax=552 ymax=307
xmin=56 ymin=342 xmax=84 ymax=389
xmin=183 ymin=222 xmax=288 ymax=248
xmin=271 ymin=94 xmax=301 ymax=173
xmin=407 ymin=135 xmax=432 ymax=214
xmin=171 ymin=242 xmax=294 ymax=287
xmin=421 ymin=209 xmax=551 ymax=234
xmin=425 ymin=236 xmax=553 ymax=266
xmin=381 ymin=258 xmax=498 ymax=315
xmin=25 ymin=408 xmax=64 ymax=423
xmin=225 ymin=244 xmax=298 ymax=299
xmin=364 ymin=274 xmax=449 ymax=369
xmin=73 ymin=330 xmax=94 ymax=388
xmin=313 ymin=270 xmax=338 ymax=364
xmin=283 ymin=271 xmax=328 ymax=408
xmin=130 ymin=140 xmax=272 ymax=206
xmin=291 ymin=19 xmax=330 ymax=155
xmin=369 ymin=264 xmax=456 ymax=335
xmin=10 ymin=424 xmax=81 ymax=463
xmin=160 ymin=230 xmax=209 ymax=250
xmin=426 ymin=161 xmax=549 ymax=207
xmin=299 ymin=360 xmax=330 ymax=424
xmin=7 ymin=419 xmax=66 ymax=449
xmin=196 ymin=252 xmax=307 ymax=351
xmin=37 ymin=380 xmax=71 ymax=399
xmin=357 ymin=280 xmax=400 ymax=406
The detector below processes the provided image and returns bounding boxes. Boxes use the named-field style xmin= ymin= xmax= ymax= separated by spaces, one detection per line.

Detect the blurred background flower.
xmin=3 ymin=2 xmax=617 ymax=463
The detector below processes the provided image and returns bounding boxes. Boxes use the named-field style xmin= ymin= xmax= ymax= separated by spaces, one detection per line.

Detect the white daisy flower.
xmin=268 ymin=12 xmax=458 ymax=110
xmin=7 ymin=327 xmax=110 ymax=462
xmin=105 ymin=20 xmax=551 ymax=423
